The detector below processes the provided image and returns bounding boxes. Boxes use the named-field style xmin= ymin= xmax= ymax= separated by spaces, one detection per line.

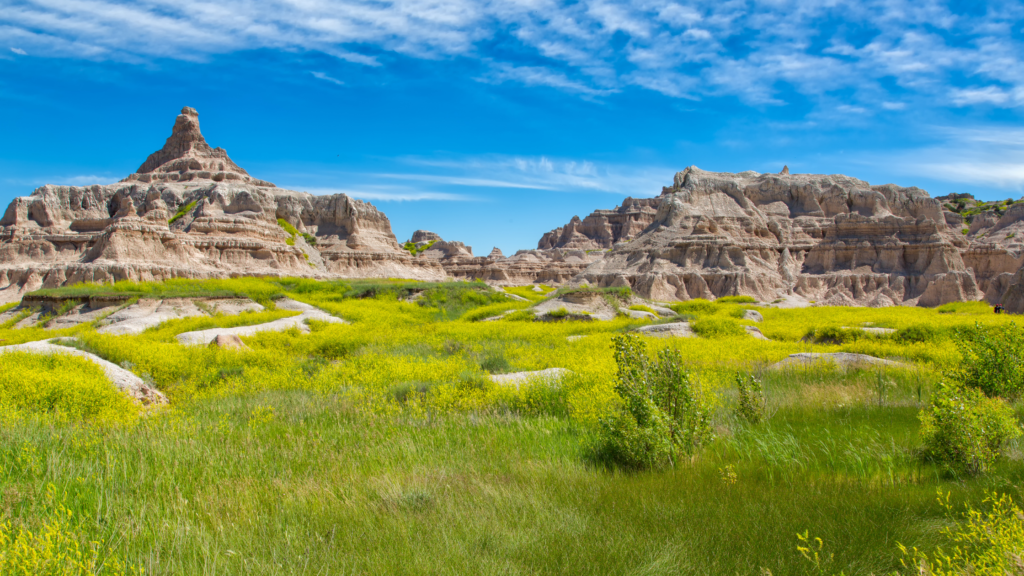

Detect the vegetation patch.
xmin=717 ymin=295 xmax=756 ymax=304
xmin=168 ymin=200 xmax=197 ymax=224
xmin=691 ymin=316 xmax=746 ymax=338
xmin=0 ymin=351 xmax=139 ymax=423
xmin=402 ymin=239 xmax=437 ymax=257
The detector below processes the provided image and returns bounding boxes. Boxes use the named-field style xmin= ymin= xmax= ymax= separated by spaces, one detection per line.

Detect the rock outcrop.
xmin=537 ymin=196 xmax=662 ymax=250
xmin=0 ymin=107 xmax=443 ymax=303
xmin=578 ymin=166 xmax=981 ymax=306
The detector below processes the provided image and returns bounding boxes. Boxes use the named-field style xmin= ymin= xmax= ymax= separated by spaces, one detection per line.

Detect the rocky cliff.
xmin=578 ymin=166 xmax=983 ymax=306
xmin=537 ymin=196 xmax=662 ymax=250
xmin=0 ymin=107 xmax=443 ymax=303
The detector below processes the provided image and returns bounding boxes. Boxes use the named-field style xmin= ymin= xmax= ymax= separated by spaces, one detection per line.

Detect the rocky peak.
xmin=488 ymin=247 xmax=505 ymax=259
xmin=410 ymin=230 xmax=442 ymax=243
xmin=122 ymin=107 xmax=274 ymax=187
xmin=780 ymin=165 xmax=790 ymax=175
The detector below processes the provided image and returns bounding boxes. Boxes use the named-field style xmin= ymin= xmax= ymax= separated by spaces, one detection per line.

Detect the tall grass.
xmin=1 ymin=278 xmax=1022 ymax=574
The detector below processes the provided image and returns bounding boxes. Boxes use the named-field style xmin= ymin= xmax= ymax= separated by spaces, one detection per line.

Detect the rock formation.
xmin=0 ymin=107 xmax=443 ymax=303
xmin=578 ymin=166 xmax=982 ymax=306
xmin=537 ymin=197 xmax=662 ymax=250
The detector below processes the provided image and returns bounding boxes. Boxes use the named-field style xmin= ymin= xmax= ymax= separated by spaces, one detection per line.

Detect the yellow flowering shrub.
xmin=0 ymin=352 xmax=139 ymax=424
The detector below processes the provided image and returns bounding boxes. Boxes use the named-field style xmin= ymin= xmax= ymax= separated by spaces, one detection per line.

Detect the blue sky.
xmin=2 ymin=1 xmax=1024 ymax=254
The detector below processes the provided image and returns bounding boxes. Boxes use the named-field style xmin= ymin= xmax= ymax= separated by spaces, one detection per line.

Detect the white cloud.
xmin=1 ymin=0 xmax=1023 ymax=110
xmin=399 ymin=154 xmax=675 ymax=195
xmin=950 ymin=86 xmax=1015 ymax=106
xmin=879 ymin=126 xmax=1024 ymax=190
xmin=310 ymin=71 xmax=344 ymax=86
xmin=10 ymin=47 xmax=26 ymax=55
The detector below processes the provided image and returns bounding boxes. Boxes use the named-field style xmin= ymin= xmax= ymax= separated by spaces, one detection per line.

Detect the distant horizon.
xmin=3 ymin=1 xmax=1023 ymax=254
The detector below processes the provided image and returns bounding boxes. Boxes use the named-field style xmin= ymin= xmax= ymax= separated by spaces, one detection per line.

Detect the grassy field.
xmin=1 ymin=278 xmax=1022 ymax=575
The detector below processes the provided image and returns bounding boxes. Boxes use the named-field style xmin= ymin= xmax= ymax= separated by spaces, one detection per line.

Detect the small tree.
xmin=595 ymin=334 xmax=715 ymax=470
xmin=735 ymin=372 xmax=767 ymax=424
xmin=949 ymin=322 xmax=1024 ymax=399
xmin=920 ymin=382 xmax=1021 ymax=476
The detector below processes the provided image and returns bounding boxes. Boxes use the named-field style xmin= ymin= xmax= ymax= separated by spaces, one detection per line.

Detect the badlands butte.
xmin=3 ymin=106 xmax=1024 ymax=311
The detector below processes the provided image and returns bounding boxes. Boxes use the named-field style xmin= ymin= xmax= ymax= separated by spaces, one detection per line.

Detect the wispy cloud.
xmin=310 ymin=71 xmax=344 ymax=86
xmin=869 ymin=126 xmax=1024 ymax=191
xmin=398 ymin=154 xmax=675 ymax=195
xmin=3 ymin=0 xmax=1023 ymax=111
xmin=10 ymin=47 xmax=26 ymax=55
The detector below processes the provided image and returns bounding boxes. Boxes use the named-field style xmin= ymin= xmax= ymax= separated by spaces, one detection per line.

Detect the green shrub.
xmin=949 ymin=322 xmax=1024 ymax=398
xmin=692 ymin=317 xmax=745 ymax=338
xmin=717 ymin=295 xmax=756 ymax=304
xmin=894 ymin=325 xmax=939 ymax=344
xmin=479 ymin=351 xmax=511 ymax=374
xmin=961 ymin=228 xmax=969 ymax=235
xmin=920 ymin=382 xmax=1021 ymax=476
xmin=168 ymin=200 xmax=198 ymax=224
xmin=802 ymin=326 xmax=864 ymax=345
xmin=547 ymin=307 xmax=569 ymax=318
xmin=594 ymin=335 xmax=715 ymax=470
xmin=277 ymin=218 xmax=300 ymax=236
xmin=628 ymin=304 xmax=657 ymax=315
xmin=735 ymin=372 xmax=767 ymax=424
xmin=902 ymin=491 xmax=1024 ymax=575
xmin=725 ymin=306 xmax=747 ymax=319
xmin=670 ymin=299 xmax=717 ymax=316
xmin=301 ymin=232 xmax=317 ymax=245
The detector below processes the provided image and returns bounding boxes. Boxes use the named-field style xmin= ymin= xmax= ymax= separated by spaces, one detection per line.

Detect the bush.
xmin=547 ymin=307 xmax=569 ymax=319
xmin=717 ymin=295 xmax=756 ymax=304
xmin=0 ymin=352 xmax=140 ymax=423
xmin=802 ymin=326 xmax=864 ymax=345
xmin=277 ymin=218 xmax=300 ymax=236
xmin=670 ymin=299 xmax=717 ymax=316
xmin=594 ymin=335 xmax=715 ymax=470
xmin=894 ymin=325 xmax=939 ymax=344
xmin=168 ymin=200 xmax=197 ymax=224
xmin=949 ymin=322 xmax=1024 ymax=398
xmin=919 ymin=382 xmax=1021 ymax=476
xmin=691 ymin=317 xmax=745 ymax=338
xmin=735 ymin=372 xmax=767 ymax=424
xmin=901 ymin=491 xmax=1024 ymax=575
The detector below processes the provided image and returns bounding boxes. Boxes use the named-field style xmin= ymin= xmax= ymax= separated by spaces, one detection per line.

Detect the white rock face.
xmin=174 ymin=299 xmax=344 ymax=345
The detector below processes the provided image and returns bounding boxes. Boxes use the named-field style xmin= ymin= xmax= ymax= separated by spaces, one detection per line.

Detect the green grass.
xmin=717 ymin=295 xmax=757 ymax=304
xmin=168 ymin=200 xmax=197 ymax=224
xmin=1 ymin=279 xmax=1023 ymax=574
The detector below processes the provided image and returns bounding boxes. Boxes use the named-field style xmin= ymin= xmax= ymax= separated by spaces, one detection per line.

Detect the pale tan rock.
xmin=489 ymin=368 xmax=571 ymax=388
xmin=0 ymin=108 xmax=445 ymax=303
xmin=770 ymin=352 xmax=907 ymax=370
xmin=633 ymin=321 xmax=695 ymax=338
xmin=209 ymin=334 xmax=250 ymax=350
xmin=578 ymin=166 xmax=982 ymax=307
xmin=537 ymin=197 xmax=661 ymax=250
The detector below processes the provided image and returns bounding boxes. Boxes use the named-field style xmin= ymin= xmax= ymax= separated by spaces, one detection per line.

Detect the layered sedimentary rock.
xmin=0 ymin=107 xmax=443 ymax=303
xmin=538 ymin=196 xmax=662 ymax=250
xmin=409 ymin=230 xmax=599 ymax=285
xmin=579 ymin=166 xmax=982 ymax=306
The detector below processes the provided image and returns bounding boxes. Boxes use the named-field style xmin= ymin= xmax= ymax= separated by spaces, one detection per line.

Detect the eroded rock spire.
xmin=123 ymin=107 xmax=274 ymax=187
